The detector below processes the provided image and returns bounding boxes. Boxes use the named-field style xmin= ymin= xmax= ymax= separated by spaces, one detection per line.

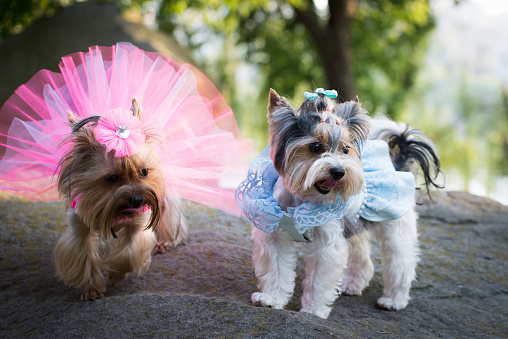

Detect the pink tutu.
xmin=0 ymin=43 xmax=252 ymax=215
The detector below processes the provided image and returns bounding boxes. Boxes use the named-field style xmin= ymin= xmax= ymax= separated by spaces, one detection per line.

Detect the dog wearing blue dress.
xmin=236 ymin=88 xmax=441 ymax=319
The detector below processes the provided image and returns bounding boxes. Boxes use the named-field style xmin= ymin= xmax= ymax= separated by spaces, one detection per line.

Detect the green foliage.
xmin=0 ymin=0 xmax=72 ymax=42
xmin=400 ymin=71 xmax=508 ymax=191
xmin=352 ymin=0 xmax=434 ymax=118
xmin=148 ymin=0 xmax=434 ymax=149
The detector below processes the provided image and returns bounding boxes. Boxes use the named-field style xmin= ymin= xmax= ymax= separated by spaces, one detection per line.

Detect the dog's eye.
xmin=140 ymin=168 xmax=149 ymax=178
xmin=105 ymin=174 xmax=120 ymax=184
xmin=309 ymin=142 xmax=325 ymax=155
xmin=343 ymin=146 xmax=349 ymax=154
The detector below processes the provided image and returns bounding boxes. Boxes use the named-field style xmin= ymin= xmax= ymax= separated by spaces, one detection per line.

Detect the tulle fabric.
xmin=0 ymin=43 xmax=252 ymax=215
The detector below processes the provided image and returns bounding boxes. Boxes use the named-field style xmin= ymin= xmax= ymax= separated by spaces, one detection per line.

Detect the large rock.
xmin=0 ymin=190 xmax=506 ymax=337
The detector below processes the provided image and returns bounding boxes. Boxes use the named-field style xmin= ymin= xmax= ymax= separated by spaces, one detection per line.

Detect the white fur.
xmin=251 ymin=152 xmax=420 ymax=318
xmin=251 ymin=219 xmax=349 ymax=319
xmin=251 ymin=207 xmax=420 ymax=318
xmin=344 ymin=209 xmax=420 ymax=311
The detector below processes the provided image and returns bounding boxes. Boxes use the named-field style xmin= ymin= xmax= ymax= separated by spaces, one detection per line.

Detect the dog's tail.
xmin=369 ymin=118 xmax=443 ymax=195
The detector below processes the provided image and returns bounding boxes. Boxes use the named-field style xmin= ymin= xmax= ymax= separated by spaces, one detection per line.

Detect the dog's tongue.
xmin=317 ymin=180 xmax=342 ymax=188
xmin=122 ymin=206 xmax=144 ymax=214
xmin=120 ymin=205 xmax=150 ymax=216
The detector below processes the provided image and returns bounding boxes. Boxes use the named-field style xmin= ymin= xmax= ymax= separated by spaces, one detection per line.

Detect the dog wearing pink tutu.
xmin=0 ymin=43 xmax=250 ymax=300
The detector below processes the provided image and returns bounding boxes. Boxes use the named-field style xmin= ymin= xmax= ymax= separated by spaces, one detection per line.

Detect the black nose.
xmin=130 ymin=195 xmax=144 ymax=208
xmin=330 ymin=167 xmax=345 ymax=180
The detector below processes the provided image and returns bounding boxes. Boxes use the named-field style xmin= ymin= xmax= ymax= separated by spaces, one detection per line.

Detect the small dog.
xmin=241 ymin=89 xmax=440 ymax=319
xmin=53 ymin=98 xmax=188 ymax=300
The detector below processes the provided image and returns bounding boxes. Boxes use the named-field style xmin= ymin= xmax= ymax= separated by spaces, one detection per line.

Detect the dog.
xmin=237 ymin=88 xmax=440 ymax=319
xmin=53 ymin=98 xmax=188 ymax=300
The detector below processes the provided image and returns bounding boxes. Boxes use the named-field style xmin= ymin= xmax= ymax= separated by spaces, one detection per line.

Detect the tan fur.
xmin=153 ymin=194 xmax=189 ymax=254
xmin=53 ymin=100 xmax=189 ymax=300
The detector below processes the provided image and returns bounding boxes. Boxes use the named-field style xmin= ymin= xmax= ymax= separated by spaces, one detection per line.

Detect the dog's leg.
xmin=53 ymin=209 xmax=106 ymax=300
xmin=105 ymin=213 xmax=157 ymax=285
xmin=342 ymin=229 xmax=374 ymax=295
xmin=251 ymin=226 xmax=297 ymax=309
xmin=371 ymin=209 xmax=419 ymax=310
xmin=300 ymin=220 xmax=349 ymax=319
xmin=153 ymin=194 xmax=189 ymax=254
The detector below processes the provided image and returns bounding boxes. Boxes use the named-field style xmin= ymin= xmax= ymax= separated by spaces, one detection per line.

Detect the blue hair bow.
xmin=304 ymin=88 xmax=338 ymax=100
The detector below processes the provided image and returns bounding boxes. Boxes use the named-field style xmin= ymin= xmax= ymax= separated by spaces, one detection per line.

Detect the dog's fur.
xmin=251 ymin=89 xmax=440 ymax=318
xmin=53 ymin=98 xmax=188 ymax=300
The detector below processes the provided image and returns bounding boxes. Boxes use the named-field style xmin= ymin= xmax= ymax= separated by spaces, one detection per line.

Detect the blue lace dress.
xmin=235 ymin=140 xmax=415 ymax=237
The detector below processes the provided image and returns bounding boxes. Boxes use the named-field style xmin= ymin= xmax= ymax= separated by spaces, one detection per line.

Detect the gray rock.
xmin=0 ymin=191 xmax=507 ymax=338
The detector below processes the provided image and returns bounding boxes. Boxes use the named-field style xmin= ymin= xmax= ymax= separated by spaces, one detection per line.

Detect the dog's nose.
xmin=330 ymin=167 xmax=345 ymax=180
xmin=130 ymin=195 xmax=144 ymax=208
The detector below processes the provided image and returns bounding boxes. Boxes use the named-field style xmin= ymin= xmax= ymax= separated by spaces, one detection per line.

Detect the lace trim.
xmin=235 ymin=146 xmax=357 ymax=234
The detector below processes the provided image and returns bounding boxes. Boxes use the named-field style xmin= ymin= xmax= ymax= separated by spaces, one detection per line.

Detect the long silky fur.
xmin=267 ymin=89 xmax=369 ymax=202
xmin=371 ymin=122 xmax=443 ymax=194
xmin=53 ymin=104 xmax=189 ymax=300
xmin=57 ymin=125 xmax=166 ymax=238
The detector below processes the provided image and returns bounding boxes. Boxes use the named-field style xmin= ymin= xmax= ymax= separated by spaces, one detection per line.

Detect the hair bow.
xmin=304 ymin=88 xmax=338 ymax=100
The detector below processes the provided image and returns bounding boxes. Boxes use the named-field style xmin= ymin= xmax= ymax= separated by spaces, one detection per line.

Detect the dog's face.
xmin=267 ymin=89 xmax=370 ymax=204
xmin=57 ymin=100 xmax=165 ymax=239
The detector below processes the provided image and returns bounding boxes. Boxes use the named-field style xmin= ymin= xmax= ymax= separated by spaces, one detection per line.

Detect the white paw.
xmin=251 ymin=292 xmax=285 ymax=309
xmin=300 ymin=306 xmax=331 ymax=319
xmin=377 ymin=296 xmax=408 ymax=311
xmin=341 ymin=275 xmax=368 ymax=296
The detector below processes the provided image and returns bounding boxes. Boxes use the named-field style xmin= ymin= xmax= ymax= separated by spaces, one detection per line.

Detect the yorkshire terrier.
xmin=53 ymin=98 xmax=188 ymax=300
xmin=239 ymin=88 xmax=440 ymax=319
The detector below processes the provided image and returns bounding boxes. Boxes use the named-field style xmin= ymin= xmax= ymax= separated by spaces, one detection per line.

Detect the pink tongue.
xmin=318 ymin=180 xmax=342 ymax=188
xmin=121 ymin=205 xmax=149 ymax=214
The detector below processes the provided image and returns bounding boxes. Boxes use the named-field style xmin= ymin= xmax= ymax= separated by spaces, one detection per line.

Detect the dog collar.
xmin=235 ymin=141 xmax=416 ymax=241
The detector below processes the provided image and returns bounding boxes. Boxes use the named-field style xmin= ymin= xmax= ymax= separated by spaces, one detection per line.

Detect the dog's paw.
xmin=153 ymin=238 xmax=186 ymax=254
xmin=153 ymin=241 xmax=171 ymax=254
xmin=376 ymin=296 xmax=408 ymax=311
xmin=251 ymin=292 xmax=285 ymax=309
xmin=81 ymin=288 xmax=104 ymax=301
xmin=341 ymin=275 xmax=368 ymax=296
xmin=299 ymin=306 xmax=331 ymax=319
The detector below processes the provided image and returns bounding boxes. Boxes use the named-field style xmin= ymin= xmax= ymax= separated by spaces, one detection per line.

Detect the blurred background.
xmin=1 ymin=0 xmax=507 ymax=205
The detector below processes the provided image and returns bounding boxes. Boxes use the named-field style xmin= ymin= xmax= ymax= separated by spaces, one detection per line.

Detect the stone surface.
xmin=0 ymin=190 xmax=507 ymax=338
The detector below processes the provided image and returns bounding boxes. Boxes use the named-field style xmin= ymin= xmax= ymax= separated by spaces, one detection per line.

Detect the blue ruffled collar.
xmin=235 ymin=146 xmax=356 ymax=235
xmin=235 ymin=141 xmax=415 ymax=236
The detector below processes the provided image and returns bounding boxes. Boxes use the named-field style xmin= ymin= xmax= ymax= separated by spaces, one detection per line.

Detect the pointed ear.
xmin=353 ymin=95 xmax=359 ymax=103
xmin=131 ymin=97 xmax=142 ymax=120
xmin=336 ymin=100 xmax=370 ymax=148
xmin=268 ymin=88 xmax=281 ymax=114
xmin=267 ymin=88 xmax=294 ymax=123
xmin=67 ymin=110 xmax=78 ymax=125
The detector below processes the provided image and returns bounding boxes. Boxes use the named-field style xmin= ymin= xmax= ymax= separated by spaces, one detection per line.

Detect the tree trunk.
xmin=294 ymin=0 xmax=357 ymax=101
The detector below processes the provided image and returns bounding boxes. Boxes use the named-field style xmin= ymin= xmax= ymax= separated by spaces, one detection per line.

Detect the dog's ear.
xmin=336 ymin=99 xmax=370 ymax=149
xmin=267 ymin=89 xmax=294 ymax=123
xmin=268 ymin=88 xmax=281 ymax=114
xmin=266 ymin=89 xmax=301 ymax=173
xmin=67 ymin=111 xmax=78 ymax=125
xmin=131 ymin=97 xmax=143 ymax=120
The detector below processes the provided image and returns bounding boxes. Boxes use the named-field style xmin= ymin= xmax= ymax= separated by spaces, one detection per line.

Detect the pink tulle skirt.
xmin=0 ymin=43 xmax=252 ymax=215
